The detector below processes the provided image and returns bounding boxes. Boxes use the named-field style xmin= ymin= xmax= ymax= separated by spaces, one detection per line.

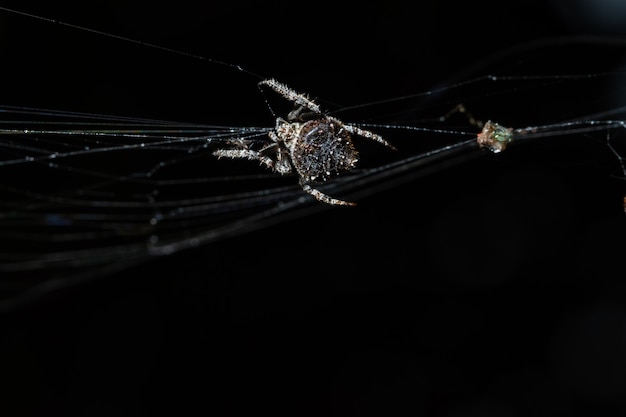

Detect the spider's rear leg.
xmin=300 ymin=179 xmax=355 ymax=206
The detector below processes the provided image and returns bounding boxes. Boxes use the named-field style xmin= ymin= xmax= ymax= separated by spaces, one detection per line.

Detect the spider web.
xmin=0 ymin=5 xmax=625 ymax=312
xmin=4 ymin=5 xmax=626 ymax=417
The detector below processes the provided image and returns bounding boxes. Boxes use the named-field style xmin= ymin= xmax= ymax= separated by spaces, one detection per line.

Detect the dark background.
xmin=2 ymin=1 xmax=626 ymax=416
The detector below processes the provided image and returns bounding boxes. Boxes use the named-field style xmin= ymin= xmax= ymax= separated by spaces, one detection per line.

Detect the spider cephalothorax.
xmin=213 ymin=78 xmax=395 ymax=206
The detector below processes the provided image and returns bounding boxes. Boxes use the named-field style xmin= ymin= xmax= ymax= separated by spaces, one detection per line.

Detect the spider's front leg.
xmin=299 ymin=179 xmax=356 ymax=206
xmin=258 ymin=79 xmax=321 ymax=114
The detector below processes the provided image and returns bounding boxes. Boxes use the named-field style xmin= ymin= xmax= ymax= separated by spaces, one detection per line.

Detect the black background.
xmin=2 ymin=1 xmax=626 ymax=416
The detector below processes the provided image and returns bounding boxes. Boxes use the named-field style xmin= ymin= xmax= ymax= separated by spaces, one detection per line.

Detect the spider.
xmin=213 ymin=78 xmax=396 ymax=206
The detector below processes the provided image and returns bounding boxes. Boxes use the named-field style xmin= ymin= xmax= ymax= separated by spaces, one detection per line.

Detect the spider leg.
xmin=300 ymin=179 xmax=356 ymax=206
xmin=340 ymin=122 xmax=397 ymax=151
xmin=258 ymin=78 xmax=321 ymax=114
xmin=267 ymin=131 xmax=293 ymax=175
xmin=213 ymin=148 xmax=275 ymax=171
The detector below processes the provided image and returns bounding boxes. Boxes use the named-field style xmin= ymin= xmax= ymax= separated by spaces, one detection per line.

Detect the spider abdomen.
xmin=291 ymin=118 xmax=359 ymax=183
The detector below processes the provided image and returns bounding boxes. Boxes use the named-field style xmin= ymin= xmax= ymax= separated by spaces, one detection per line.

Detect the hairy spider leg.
xmin=213 ymin=148 xmax=276 ymax=171
xmin=299 ymin=180 xmax=356 ymax=206
xmin=340 ymin=121 xmax=397 ymax=150
xmin=258 ymin=78 xmax=321 ymax=114
xmin=267 ymin=130 xmax=294 ymax=175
